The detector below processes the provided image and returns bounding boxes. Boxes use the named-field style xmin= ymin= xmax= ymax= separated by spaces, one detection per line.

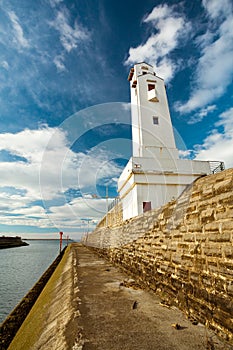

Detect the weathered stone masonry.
xmin=85 ymin=168 xmax=233 ymax=342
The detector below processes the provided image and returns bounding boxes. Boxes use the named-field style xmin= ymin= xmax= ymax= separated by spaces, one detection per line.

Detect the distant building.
xmin=118 ymin=62 xmax=212 ymax=221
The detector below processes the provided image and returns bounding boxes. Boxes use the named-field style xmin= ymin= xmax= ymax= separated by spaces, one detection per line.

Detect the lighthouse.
xmin=118 ymin=62 xmax=211 ymax=221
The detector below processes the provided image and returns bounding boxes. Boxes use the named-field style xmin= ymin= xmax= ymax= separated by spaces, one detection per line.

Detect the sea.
xmin=0 ymin=239 xmax=64 ymax=324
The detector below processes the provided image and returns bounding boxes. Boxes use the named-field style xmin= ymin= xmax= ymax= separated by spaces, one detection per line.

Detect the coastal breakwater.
xmin=0 ymin=247 xmax=66 ymax=350
xmin=85 ymin=168 xmax=233 ymax=342
xmin=0 ymin=236 xmax=28 ymax=249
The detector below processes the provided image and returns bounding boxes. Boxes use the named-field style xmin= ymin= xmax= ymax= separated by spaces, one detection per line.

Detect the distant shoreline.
xmin=23 ymin=238 xmax=74 ymax=241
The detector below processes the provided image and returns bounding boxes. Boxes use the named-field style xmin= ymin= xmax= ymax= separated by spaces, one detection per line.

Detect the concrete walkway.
xmin=73 ymin=244 xmax=233 ymax=350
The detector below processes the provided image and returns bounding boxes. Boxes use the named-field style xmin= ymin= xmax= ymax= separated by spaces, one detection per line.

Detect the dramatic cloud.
xmin=124 ymin=4 xmax=190 ymax=81
xmin=176 ymin=0 xmax=233 ymax=113
xmin=194 ymin=107 xmax=233 ymax=168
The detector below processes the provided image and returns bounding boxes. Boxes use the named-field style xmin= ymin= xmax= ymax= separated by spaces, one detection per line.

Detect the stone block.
xmin=200 ymin=208 xmax=215 ymax=224
xmin=185 ymin=212 xmax=200 ymax=222
xmin=171 ymin=276 xmax=183 ymax=290
xmin=181 ymin=254 xmax=194 ymax=267
xmin=213 ymin=310 xmax=233 ymax=332
xmin=201 ymin=273 xmax=214 ymax=288
xmin=221 ymin=221 xmax=233 ymax=231
xmin=193 ymin=286 xmax=209 ymax=302
xmin=214 ymin=177 xmax=233 ymax=194
xmin=222 ymin=245 xmax=233 ymax=259
xmin=214 ymin=206 xmax=229 ymax=220
xmin=187 ymin=296 xmax=213 ymax=323
xmin=218 ymin=261 xmax=233 ymax=277
xmin=185 ymin=204 xmax=197 ymax=213
xmin=193 ymin=256 xmax=207 ymax=270
xmin=202 ymin=185 xmax=213 ymax=197
xmin=204 ymin=221 xmax=220 ymax=233
xmin=206 ymin=259 xmax=218 ymax=273
xmin=214 ymin=276 xmax=226 ymax=293
xmin=208 ymin=232 xmax=231 ymax=242
xmin=172 ymin=254 xmax=182 ymax=265
xmin=167 ymin=242 xmax=177 ymax=251
xmin=179 ymin=225 xmax=187 ymax=233
xmin=190 ymin=271 xmax=199 ymax=283
xmin=226 ymin=281 xmax=233 ymax=296
xmin=186 ymin=224 xmax=202 ymax=233
xmin=203 ymin=244 xmax=222 ymax=257
xmin=190 ymin=191 xmax=201 ymax=201
xmin=172 ymin=230 xmax=183 ymax=239
xmin=218 ymin=192 xmax=233 ymax=206
xmin=183 ymin=233 xmax=195 ymax=241
xmin=195 ymin=233 xmax=207 ymax=242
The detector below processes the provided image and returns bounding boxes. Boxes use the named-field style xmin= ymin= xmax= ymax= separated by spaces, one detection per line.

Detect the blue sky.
xmin=0 ymin=0 xmax=232 ymax=239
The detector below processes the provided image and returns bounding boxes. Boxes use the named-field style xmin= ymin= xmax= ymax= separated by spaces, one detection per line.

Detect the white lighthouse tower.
xmin=118 ymin=62 xmax=211 ymax=221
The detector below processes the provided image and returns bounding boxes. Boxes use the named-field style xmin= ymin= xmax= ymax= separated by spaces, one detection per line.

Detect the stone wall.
xmin=85 ymin=168 xmax=233 ymax=341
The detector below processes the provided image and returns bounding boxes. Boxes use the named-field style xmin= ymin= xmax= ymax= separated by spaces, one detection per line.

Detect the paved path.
xmin=73 ymin=244 xmax=233 ymax=350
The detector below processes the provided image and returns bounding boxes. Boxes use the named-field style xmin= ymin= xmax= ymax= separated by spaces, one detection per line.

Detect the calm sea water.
xmin=0 ymin=239 xmax=63 ymax=323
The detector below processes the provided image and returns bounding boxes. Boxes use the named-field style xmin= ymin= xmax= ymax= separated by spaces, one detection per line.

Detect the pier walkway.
xmin=8 ymin=244 xmax=233 ymax=350
xmin=72 ymin=244 xmax=231 ymax=350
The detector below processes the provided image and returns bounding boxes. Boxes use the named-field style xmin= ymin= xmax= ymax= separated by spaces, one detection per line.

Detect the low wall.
xmin=85 ymin=168 xmax=233 ymax=341
xmin=0 ymin=247 xmax=66 ymax=350
xmin=4 ymin=245 xmax=77 ymax=350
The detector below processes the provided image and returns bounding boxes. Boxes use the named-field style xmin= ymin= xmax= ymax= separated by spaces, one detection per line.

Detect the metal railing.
xmin=108 ymin=197 xmax=121 ymax=212
xmin=209 ymin=161 xmax=225 ymax=174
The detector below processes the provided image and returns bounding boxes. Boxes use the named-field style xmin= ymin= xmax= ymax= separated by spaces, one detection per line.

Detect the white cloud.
xmin=124 ymin=4 xmax=190 ymax=81
xmin=178 ymin=149 xmax=192 ymax=158
xmin=0 ymin=126 xmax=67 ymax=164
xmin=53 ymin=54 xmax=66 ymax=72
xmin=188 ymin=105 xmax=217 ymax=124
xmin=202 ymin=0 xmax=232 ymax=19
xmin=50 ymin=8 xmax=89 ymax=52
xmin=0 ymin=61 xmax=9 ymax=70
xmin=0 ymin=125 xmax=122 ymax=231
xmin=8 ymin=11 xmax=30 ymax=49
xmin=176 ymin=0 xmax=233 ymax=114
xmin=76 ymin=148 xmax=123 ymax=191
xmin=194 ymin=107 xmax=233 ymax=168
xmin=49 ymin=0 xmax=64 ymax=8
xmin=48 ymin=197 xmax=107 ymax=230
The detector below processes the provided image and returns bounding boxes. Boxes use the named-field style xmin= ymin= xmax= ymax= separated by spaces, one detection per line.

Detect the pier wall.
xmin=4 ymin=246 xmax=78 ymax=350
xmin=85 ymin=168 xmax=233 ymax=341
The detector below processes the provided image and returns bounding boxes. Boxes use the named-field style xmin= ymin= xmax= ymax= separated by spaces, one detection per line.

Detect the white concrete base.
xmin=118 ymin=156 xmax=211 ymax=221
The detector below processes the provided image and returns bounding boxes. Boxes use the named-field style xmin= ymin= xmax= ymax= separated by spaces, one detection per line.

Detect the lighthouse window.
xmin=148 ymin=84 xmax=155 ymax=91
xmin=153 ymin=116 xmax=159 ymax=125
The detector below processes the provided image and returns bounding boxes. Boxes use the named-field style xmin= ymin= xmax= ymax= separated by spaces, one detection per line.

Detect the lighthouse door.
xmin=143 ymin=201 xmax=151 ymax=213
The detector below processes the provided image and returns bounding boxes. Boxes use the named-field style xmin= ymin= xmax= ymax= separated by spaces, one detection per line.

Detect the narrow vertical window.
xmin=153 ymin=116 xmax=159 ymax=125
xmin=147 ymin=83 xmax=159 ymax=102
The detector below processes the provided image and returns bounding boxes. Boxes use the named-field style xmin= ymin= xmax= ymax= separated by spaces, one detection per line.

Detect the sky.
xmin=0 ymin=0 xmax=232 ymax=240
